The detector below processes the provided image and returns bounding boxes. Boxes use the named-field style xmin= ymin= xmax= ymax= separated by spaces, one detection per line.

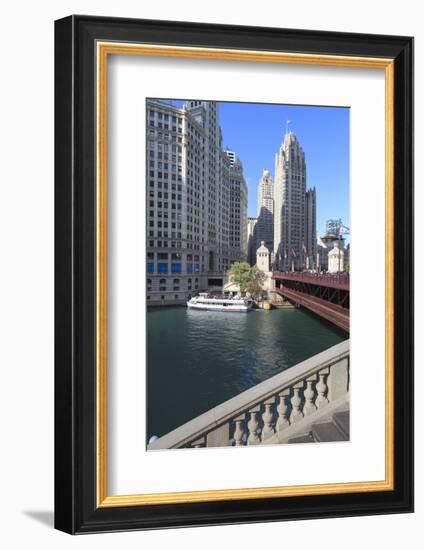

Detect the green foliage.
xmin=227 ymin=262 xmax=266 ymax=296
xmin=246 ymin=265 xmax=266 ymax=297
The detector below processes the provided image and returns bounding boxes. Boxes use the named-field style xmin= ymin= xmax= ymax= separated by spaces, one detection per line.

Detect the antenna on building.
xmin=286 ymin=119 xmax=292 ymax=135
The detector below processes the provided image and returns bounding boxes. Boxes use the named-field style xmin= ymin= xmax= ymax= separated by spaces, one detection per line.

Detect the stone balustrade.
xmin=148 ymin=339 xmax=349 ymax=450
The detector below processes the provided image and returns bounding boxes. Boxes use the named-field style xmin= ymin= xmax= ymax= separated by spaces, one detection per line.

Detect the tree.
xmin=227 ymin=262 xmax=266 ymax=297
xmin=246 ymin=266 xmax=266 ymax=298
xmin=227 ymin=262 xmax=251 ymax=294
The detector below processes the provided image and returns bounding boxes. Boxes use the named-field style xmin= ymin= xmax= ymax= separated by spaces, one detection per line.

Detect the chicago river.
xmin=147 ymin=307 xmax=347 ymax=439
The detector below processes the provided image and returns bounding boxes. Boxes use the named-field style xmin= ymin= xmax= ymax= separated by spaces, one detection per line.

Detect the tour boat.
xmin=186 ymin=293 xmax=253 ymax=312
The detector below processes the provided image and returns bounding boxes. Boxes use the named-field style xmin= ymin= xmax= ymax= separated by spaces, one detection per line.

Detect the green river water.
xmin=147 ymin=306 xmax=347 ymax=439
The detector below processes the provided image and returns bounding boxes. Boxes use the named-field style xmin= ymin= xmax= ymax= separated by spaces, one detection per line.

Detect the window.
xmin=146 ymin=262 xmax=154 ymax=273
xmin=157 ymin=263 xmax=168 ymax=273
xmin=171 ymin=263 xmax=182 ymax=274
xmin=158 ymin=253 xmax=168 ymax=260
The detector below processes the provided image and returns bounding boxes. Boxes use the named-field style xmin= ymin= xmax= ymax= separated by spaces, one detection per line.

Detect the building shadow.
xmin=23 ymin=510 xmax=54 ymax=528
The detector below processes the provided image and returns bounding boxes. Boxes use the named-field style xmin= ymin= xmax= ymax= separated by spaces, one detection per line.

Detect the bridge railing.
xmin=272 ymin=271 xmax=350 ymax=289
xmin=148 ymin=340 xmax=349 ymax=450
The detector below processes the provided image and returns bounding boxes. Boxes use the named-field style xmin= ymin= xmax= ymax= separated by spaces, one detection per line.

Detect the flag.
xmin=284 ymin=249 xmax=287 ymax=259
xmin=317 ymin=238 xmax=327 ymax=249
xmin=291 ymin=248 xmax=296 ymax=258
xmin=302 ymin=242 xmax=307 ymax=254
xmin=340 ymin=225 xmax=350 ymax=234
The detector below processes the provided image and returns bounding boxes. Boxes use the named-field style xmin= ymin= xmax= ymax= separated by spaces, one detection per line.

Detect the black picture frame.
xmin=55 ymin=15 xmax=414 ymax=534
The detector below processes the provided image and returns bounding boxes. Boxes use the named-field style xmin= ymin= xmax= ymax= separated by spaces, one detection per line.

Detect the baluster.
xmin=303 ymin=375 xmax=317 ymax=416
xmin=233 ymin=414 xmax=246 ymax=446
xmin=247 ymin=406 xmax=261 ymax=445
xmin=276 ymin=388 xmax=291 ymax=431
xmin=290 ymin=382 xmax=305 ymax=423
xmin=262 ymin=398 xmax=276 ymax=439
xmin=316 ymin=367 xmax=330 ymax=408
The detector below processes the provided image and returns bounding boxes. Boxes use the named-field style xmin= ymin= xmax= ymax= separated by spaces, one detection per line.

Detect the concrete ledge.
xmin=148 ymin=339 xmax=349 ymax=450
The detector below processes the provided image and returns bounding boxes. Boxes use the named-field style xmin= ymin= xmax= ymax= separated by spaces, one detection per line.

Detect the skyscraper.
xmin=256 ymin=168 xmax=274 ymax=254
xmin=274 ymin=131 xmax=317 ymax=271
xmin=146 ymin=99 xmax=248 ymax=304
xmin=247 ymin=217 xmax=258 ymax=266
xmin=274 ymin=131 xmax=306 ymax=270
xmin=225 ymin=151 xmax=248 ymax=263
xmin=305 ymin=187 xmax=317 ymax=269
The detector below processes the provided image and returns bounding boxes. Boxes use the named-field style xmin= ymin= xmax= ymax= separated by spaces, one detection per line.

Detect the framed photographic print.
xmin=54 ymin=15 xmax=414 ymax=533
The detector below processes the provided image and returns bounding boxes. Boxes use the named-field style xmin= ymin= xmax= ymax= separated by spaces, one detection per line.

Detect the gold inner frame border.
xmin=96 ymin=41 xmax=395 ymax=508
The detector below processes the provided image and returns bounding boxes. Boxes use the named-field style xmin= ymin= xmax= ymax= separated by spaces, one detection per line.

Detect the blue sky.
xmin=162 ymin=100 xmax=350 ymax=238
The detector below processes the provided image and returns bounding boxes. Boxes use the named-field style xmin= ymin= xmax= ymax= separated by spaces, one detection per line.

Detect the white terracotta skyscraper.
xmin=274 ymin=131 xmax=308 ymax=270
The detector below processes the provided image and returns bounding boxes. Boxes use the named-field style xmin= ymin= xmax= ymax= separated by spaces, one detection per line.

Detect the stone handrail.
xmin=148 ymin=340 xmax=349 ymax=450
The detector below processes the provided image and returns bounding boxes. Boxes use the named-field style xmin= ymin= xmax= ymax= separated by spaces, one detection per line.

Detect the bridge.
xmin=272 ymin=272 xmax=349 ymax=332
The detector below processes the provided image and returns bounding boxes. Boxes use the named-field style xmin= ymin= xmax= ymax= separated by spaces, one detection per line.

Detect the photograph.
xmin=146 ymin=98 xmax=350 ymax=450
xmin=51 ymin=12 xmax=413 ymax=535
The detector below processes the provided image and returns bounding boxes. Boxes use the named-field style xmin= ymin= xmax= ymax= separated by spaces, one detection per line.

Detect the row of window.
xmin=147 ymin=253 xmax=201 ymax=261
xmin=147 ymin=277 xmax=199 ymax=284
xmin=146 ymin=275 xmax=199 ymax=294
xmin=148 ymin=110 xmax=181 ymax=123
xmin=148 ymin=200 xmax=182 ymax=211
xmin=146 ymin=263 xmax=201 ymax=274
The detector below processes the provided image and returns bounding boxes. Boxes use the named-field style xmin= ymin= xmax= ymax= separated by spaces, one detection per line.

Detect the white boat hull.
xmin=187 ymin=301 xmax=252 ymax=312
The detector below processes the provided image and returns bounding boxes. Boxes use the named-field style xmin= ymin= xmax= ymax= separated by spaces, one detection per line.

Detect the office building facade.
xmin=247 ymin=217 xmax=258 ymax=266
xmin=226 ymin=151 xmax=248 ymax=263
xmin=146 ymin=99 xmax=247 ymax=303
xmin=305 ymin=187 xmax=317 ymax=269
xmin=256 ymin=168 xmax=274 ymax=254
xmin=274 ymin=131 xmax=316 ymax=271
